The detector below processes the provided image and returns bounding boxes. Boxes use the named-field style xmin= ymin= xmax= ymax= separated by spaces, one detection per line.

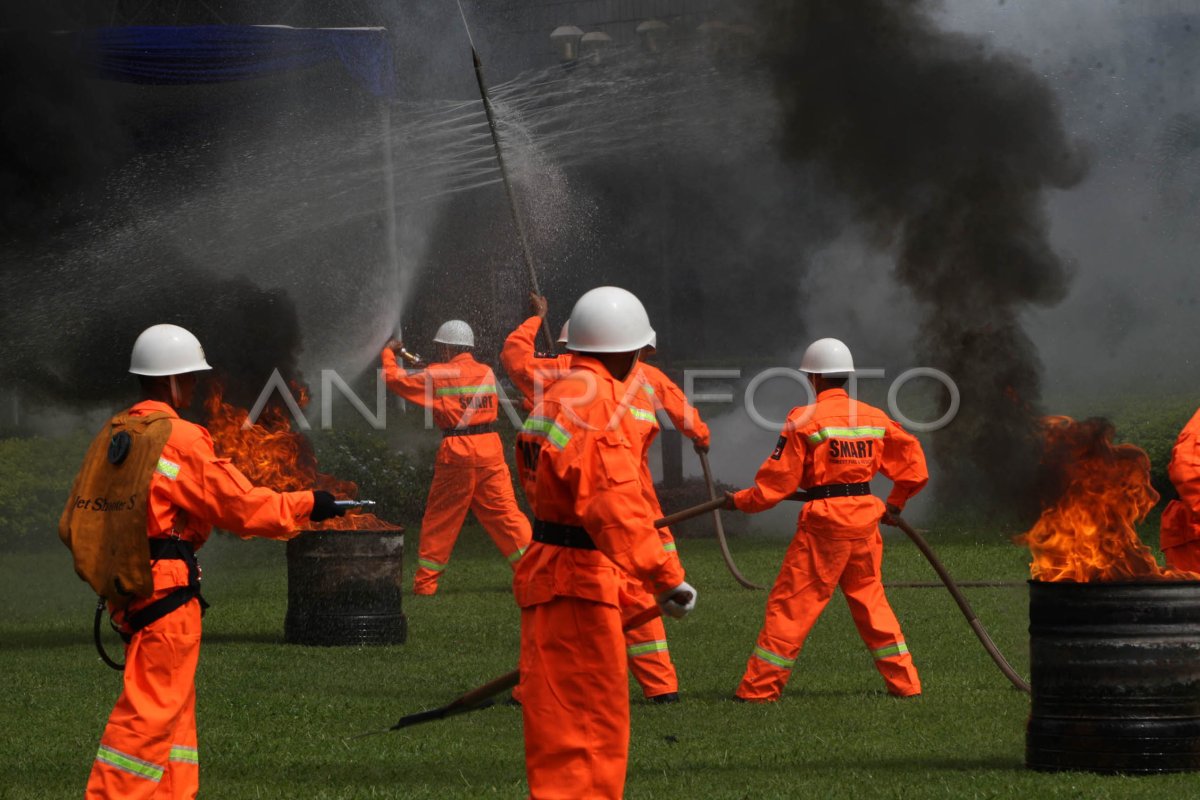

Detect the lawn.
xmin=1 ymin=517 xmax=1192 ymax=799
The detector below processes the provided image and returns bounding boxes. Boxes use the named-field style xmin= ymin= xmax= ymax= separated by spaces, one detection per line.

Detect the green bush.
xmin=0 ymin=432 xmax=92 ymax=551
xmin=309 ymin=428 xmax=435 ymax=527
xmin=1054 ymin=397 xmax=1192 ymax=504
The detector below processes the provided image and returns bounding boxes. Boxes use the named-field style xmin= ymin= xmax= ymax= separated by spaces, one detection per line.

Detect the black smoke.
xmin=754 ymin=0 xmax=1087 ymax=514
xmin=0 ymin=8 xmax=128 ymax=242
xmin=0 ymin=5 xmax=366 ymax=414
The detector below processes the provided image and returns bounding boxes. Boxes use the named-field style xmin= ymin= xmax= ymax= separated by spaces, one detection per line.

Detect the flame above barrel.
xmin=204 ymin=382 xmax=399 ymax=531
xmin=1018 ymin=416 xmax=1191 ymax=582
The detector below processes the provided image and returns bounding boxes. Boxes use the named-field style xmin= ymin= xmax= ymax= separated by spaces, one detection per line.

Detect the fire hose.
xmin=455 ymin=0 xmax=556 ymax=354
xmin=655 ymin=495 xmax=1031 ymax=694
xmin=349 ymin=604 xmax=667 ymax=740
xmin=697 ymin=451 xmax=765 ymax=590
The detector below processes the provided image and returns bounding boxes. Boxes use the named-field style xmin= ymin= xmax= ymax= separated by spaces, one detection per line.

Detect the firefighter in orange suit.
xmin=85 ymin=324 xmax=344 ymax=800
xmin=504 ymin=296 xmax=701 ymax=703
xmin=726 ymin=338 xmax=928 ymax=702
xmin=513 ymin=286 xmax=697 ymax=799
xmin=382 ymin=320 xmax=532 ymax=595
xmin=1162 ymin=407 xmax=1200 ymax=571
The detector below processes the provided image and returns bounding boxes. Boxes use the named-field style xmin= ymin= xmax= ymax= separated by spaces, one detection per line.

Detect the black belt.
xmin=804 ymin=482 xmax=872 ymax=500
xmin=441 ymin=423 xmax=495 ymax=437
xmin=532 ymin=519 xmax=597 ymax=550
xmin=124 ymin=538 xmax=208 ymax=637
xmin=148 ymin=537 xmax=194 ymax=560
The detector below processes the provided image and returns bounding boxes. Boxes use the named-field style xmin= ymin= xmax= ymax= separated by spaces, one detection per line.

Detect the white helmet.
xmin=799 ymin=337 xmax=855 ymax=375
xmin=433 ymin=320 xmax=474 ymax=348
xmin=129 ymin=324 xmax=212 ymax=376
xmin=567 ymin=286 xmax=655 ymax=354
xmin=644 ymin=332 xmax=657 ymax=352
xmin=557 ymin=320 xmax=570 ymax=345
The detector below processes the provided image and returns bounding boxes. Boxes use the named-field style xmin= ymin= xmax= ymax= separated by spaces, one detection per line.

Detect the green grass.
xmin=2 ymin=522 xmax=1194 ymax=799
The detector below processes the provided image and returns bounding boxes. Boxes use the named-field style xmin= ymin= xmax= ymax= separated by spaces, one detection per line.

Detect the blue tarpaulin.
xmin=79 ymin=25 xmax=395 ymax=97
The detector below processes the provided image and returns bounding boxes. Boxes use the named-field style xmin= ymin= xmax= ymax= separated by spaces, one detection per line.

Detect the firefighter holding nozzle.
xmin=724 ymin=337 xmax=929 ymax=702
xmin=61 ymin=323 xmax=345 ymax=799
xmin=380 ymin=320 xmax=532 ymax=595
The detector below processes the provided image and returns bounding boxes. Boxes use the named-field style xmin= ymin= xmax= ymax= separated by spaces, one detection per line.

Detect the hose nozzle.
xmin=333 ymin=500 xmax=377 ymax=511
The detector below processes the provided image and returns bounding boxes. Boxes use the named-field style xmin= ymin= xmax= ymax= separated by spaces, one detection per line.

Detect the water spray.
xmin=455 ymin=0 xmax=556 ymax=353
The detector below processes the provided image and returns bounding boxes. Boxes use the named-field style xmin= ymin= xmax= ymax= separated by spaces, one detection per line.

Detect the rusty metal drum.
xmin=284 ymin=530 xmax=407 ymax=646
xmin=1026 ymin=580 xmax=1200 ymax=773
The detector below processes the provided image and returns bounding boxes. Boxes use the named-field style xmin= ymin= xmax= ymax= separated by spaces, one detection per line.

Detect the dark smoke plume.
xmin=755 ymin=0 xmax=1087 ymax=514
xmin=3 ymin=238 xmax=304 ymax=414
xmin=0 ymin=7 xmax=128 ymax=242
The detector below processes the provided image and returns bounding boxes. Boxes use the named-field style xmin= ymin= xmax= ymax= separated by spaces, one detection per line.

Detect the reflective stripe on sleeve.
xmin=871 ymin=642 xmax=910 ymax=660
xmin=434 ymin=385 xmax=497 ymax=396
xmin=628 ymin=640 xmax=669 ymax=658
xmin=662 ymin=542 xmax=677 ymax=553
xmin=522 ymin=416 xmax=571 ymax=449
xmin=507 ymin=547 xmax=526 ymax=563
xmin=95 ymin=744 xmax=164 ymax=782
xmin=752 ymin=645 xmax=795 ymax=670
xmin=628 ymin=407 xmax=657 ymax=424
xmin=807 ymin=426 xmax=885 ymax=444
xmin=168 ymin=745 xmax=199 ymax=765
xmin=155 ymin=457 xmax=181 ymax=480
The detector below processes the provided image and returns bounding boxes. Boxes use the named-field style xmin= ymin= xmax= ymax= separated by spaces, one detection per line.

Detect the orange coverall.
xmin=732 ymin=388 xmax=928 ymax=702
xmin=86 ymin=399 xmax=314 ymax=800
xmin=381 ymin=348 xmax=532 ymax=594
xmin=514 ymin=357 xmax=687 ymax=799
xmin=1162 ymin=407 xmax=1200 ymax=572
xmin=503 ymin=318 xmax=700 ymax=698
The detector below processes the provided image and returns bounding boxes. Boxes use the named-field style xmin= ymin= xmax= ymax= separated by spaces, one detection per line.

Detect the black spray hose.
xmin=891 ymin=515 xmax=1030 ymax=694
xmin=697 ymin=451 xmax=765 ymax=590
xmin=93 ymin=598 xmax=125 ymax=671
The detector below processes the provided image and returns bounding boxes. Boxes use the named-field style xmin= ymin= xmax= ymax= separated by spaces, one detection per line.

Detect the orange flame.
xmin=1017 ymin=416 xmax=1191 ymax=582
xmin=204 ymin=382 xmax=400 ymax=531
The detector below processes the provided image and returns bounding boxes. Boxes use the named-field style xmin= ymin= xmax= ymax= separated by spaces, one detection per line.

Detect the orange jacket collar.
xmin=131 ymin=399 xmax=180 ymax=418
xmin=441 ymin=352 xmax=477 ymax=367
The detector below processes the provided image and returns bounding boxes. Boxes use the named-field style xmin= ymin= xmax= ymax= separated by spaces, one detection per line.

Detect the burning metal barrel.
xmin=1026 ymin=580 xmax=1200 ymax=773
xmin=285 ymin=530 xmax=407 ymax=646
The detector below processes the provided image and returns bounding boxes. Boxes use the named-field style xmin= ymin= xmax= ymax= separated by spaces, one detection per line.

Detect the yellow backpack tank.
xmin=59 ymin=410 xmax=173 ymax=609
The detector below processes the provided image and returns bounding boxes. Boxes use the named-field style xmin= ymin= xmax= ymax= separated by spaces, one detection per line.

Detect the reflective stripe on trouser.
xmin=413 ymin=461 xmax=533 ymax=595
xmin=520 ymin=598 xmax=628 ymax=800
xmin=618 ymin=578 xmax=678 ymax=699
xmin=736 ymin=529 xmax=920 ymax=701
xmin=86 ymin=598 xmax=201 ymax=800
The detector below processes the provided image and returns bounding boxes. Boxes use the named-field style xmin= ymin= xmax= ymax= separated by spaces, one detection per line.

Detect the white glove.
xmin=656 ymin=581 xmax=697 ymax=619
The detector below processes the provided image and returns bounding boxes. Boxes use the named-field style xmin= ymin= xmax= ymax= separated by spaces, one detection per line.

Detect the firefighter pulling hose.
xmin=657 ymin=453 xmax=1032 ymax=695
xmin=656 ymin=492 xmax=1028 ymax=693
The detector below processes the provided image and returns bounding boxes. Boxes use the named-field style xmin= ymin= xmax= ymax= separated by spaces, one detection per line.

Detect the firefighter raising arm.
xmin=513 ymin=287 xmax=695 ymax=800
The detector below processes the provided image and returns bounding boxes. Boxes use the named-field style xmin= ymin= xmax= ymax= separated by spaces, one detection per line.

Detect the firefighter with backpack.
xmin=59 ymin=323 xmax=345 ymax=800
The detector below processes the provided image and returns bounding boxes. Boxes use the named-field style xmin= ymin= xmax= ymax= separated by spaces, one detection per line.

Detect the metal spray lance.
xmin=394 ymin=323 xmax=422 ymax=367
xmin=454 ymin=0 xmax=557 ymax=354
